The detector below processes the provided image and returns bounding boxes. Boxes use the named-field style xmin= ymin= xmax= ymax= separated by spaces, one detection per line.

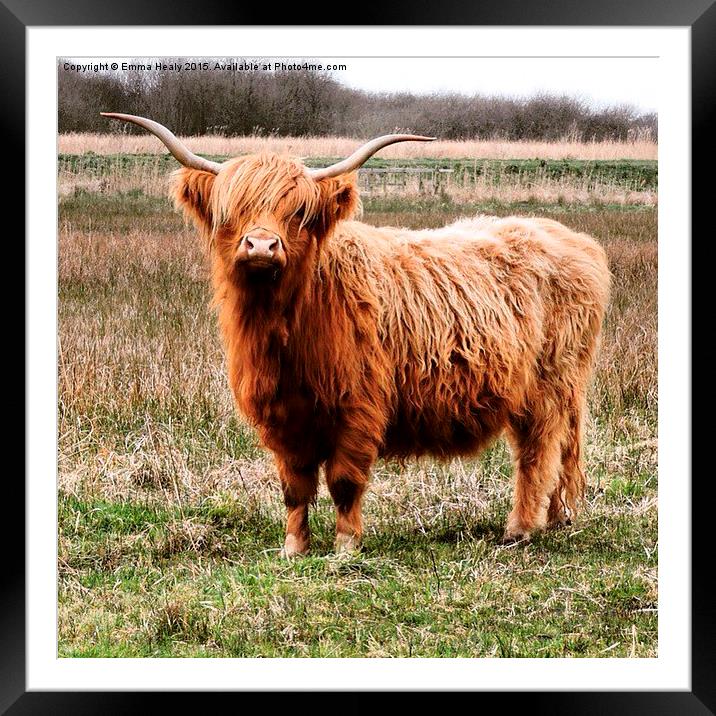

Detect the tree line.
xmin=59 ymin=58 xmax=657 ymax=141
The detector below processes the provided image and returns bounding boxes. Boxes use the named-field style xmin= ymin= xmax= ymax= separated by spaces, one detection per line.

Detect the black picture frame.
xmin=9 ymin=0 xmax=709 ymax=712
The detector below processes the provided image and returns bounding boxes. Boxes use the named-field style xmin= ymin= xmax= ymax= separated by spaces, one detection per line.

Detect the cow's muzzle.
xmin=236 ymin=228 xmax=287 ymax=271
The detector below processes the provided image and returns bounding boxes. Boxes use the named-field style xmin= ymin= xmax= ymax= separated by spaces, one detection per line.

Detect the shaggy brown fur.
xmin=170 ymin=154 xmax=610 ymax=555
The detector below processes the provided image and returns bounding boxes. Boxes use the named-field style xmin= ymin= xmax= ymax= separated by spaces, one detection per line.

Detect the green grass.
xmin=58 ymin=169 xmax=657 ymax=658
xmin=59 ymin=189 xmax=656 ymax=235
xmin=59 ymin=153 xmax=658 ymax=191
xmin=59 ymin=482 xmax=656 ymax=658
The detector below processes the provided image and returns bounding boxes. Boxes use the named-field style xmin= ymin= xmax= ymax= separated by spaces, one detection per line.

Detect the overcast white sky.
xmin=326 ymin=57 xmax=658 ymax=113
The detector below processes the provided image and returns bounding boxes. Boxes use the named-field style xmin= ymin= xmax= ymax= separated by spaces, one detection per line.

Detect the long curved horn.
xmin=307 ymin=134 xmax=436 ymax=180
xmin=100 ymin=112 xmax=224 ymax=174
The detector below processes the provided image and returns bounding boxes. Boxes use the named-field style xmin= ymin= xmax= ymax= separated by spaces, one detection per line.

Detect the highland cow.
xmin=101 ymin=113 xmax=611 ymax=557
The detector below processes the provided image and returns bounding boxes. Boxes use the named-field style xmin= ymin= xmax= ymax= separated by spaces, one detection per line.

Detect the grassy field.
xmin=59 ymin=132 xmax=658 ymax=161
xmin=57 ymin=141 xmax=657 ymax=658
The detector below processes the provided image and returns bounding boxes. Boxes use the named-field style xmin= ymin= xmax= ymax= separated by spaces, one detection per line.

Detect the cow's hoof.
xmin=548 ymin=513 xmax=572 ymax=530
xmin=502 ymin=511 xmax=538 ymax=545
xmin=334 ymin=532 xmax=361 ymax=555
xmin=280 ymin=534 xmax=309 ymax=558
xmin=500 ymin=523 xmax=532 ymax=545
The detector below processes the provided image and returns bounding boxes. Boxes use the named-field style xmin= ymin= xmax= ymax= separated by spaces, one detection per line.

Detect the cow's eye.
xmin=292 ymin=207 xmax=305 ymax=222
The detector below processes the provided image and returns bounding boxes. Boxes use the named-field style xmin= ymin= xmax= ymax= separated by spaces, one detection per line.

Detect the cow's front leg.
xmin=325 ymin=425 xmax=379 ymax=554
xmin=276 ymin=456 xmax=319 ymax=558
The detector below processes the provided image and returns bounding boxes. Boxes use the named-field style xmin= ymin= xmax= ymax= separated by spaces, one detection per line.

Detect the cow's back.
xmin=325 ymin=215 xmax=609 ymax=460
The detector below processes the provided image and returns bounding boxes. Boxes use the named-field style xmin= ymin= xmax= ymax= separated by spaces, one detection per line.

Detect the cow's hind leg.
xmin=276 ymin=456 xmax=319 ymax=558
xmin=325 ymin=417 xmax=379 ymax=554
xmin=504 ymin=409 xmax=567 ymax=543
xmin=547 ymin=487 xmax=572 ymax=529
xmin=548 ymin=397 xmax=587 ymax=529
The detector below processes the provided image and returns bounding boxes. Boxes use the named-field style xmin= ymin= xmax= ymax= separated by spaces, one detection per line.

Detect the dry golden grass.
xmin=423 ymin=175 xmax=655 ymax=206
xmin=59 ymin=132 xmax=658 ymax=161
xmin=58 ymin=201 xmax=657 ymax=504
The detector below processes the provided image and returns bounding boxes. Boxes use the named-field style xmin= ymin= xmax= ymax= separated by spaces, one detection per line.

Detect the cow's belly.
xmin=380 ymin=397 xmax=509 ymax=461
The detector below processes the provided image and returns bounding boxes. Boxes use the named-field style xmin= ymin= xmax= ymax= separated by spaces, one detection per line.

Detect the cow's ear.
xmin=171 ymin=168 xmax=216 ymax=231
xmin=313 ymin=174 xmax=359 ymax=237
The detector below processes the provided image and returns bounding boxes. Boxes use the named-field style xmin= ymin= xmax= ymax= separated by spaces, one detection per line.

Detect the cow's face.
xmin=100 ymin=113 xmax=432 ymax=284
xmin=172 ymin=155 xmax=359 ymax=280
